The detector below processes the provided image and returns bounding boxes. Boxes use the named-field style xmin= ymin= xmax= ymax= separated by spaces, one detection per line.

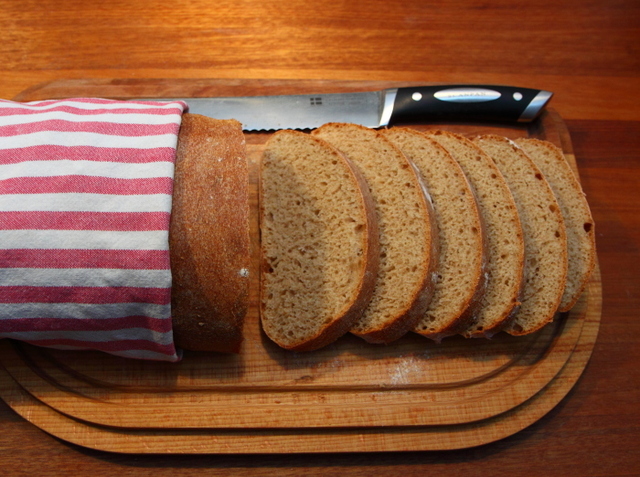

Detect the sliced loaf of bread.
xmin=515 ymin=138 xmax=596 ymax=312
xmin=473 ymin=135 xmax=567 ymax=335
xmin=424 ymin=130 xmax=525 ymax=338
xmin=313 ymin=123 xmax=437 ymax=344
xmin=381 ymin=127 xmax=485 ymax=341
xmin=259 ymin=130 xmax=379 ymax=351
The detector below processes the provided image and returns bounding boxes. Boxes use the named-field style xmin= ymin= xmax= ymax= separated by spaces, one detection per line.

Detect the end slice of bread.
xmin=170 ymin=114 xmax=250 ymax=353
xmin=515 ymin=138 xmax=596 ymax=312
xmin=313 ymin=123 xmax=437 ymax=344
xmin=259 ymin=130 xmax=379 ymax=351
xmin=381 ymin=127 xmax=484 ymax=341
xmin=425 ymin=130 xmax=525 ymax=338
xmin=473 ymin=135 xmax=567 ymax=335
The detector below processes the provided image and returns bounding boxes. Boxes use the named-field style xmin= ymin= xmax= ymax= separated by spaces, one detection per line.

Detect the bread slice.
xmin=424 ymin=130 xmax=525 ymax=338
xmin=381 ymin=127 xmax=484 ymax=341
xmin=515 ymin=138 xmax=596 ymax=312
xmin=473 ymin=135 xmax=567 ymax=335
xmin=170 ymin=114 xmax=250 ymax=353
xmin=259 ymin=130 xmax=379 ymax=351
xmin=313 ymin=123 xmax=437 ymax=343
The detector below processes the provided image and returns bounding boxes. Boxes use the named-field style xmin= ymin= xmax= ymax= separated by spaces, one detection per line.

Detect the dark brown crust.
xmin=259 ymin=131 xmax=380 ymax=352
xmin=170 ymin=114 xmax=250 ymax=353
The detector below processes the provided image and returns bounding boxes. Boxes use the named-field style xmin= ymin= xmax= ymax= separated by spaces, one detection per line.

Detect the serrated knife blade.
xmin=165 ymin=85 xmax=553 ymax=131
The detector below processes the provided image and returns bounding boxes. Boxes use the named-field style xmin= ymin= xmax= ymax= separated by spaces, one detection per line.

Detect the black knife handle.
xmin=389 ymin=85 xmax=553 ymax=124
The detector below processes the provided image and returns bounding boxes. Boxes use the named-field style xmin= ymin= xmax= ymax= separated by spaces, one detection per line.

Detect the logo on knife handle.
xmin=434 ymin=88 xmax=502 ymax=103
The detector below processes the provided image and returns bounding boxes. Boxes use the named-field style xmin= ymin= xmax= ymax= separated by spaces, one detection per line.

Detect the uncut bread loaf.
xmin=381 ymin=128 xmax=484 ymax=341
xmin=170 ymin=114 xmax=251 ymax=353
xmin=424 ymin=131 xmax=525 ymax=338
xmin=260 ymin=130 xmax=380 ymax=351
xmin=515 ymin=138 xmax=596 ymax=312
xmin=473 ymin=135 xmax=567 ymax=335
xmin=312 ymin=123 xmax=437 ymax=344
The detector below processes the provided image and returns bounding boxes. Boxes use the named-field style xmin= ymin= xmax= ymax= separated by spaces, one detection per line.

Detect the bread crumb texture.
xmin=514 ymin=138 xmax=596 ymax=312
xmin=382 ymin=128 xmax=484 ymax=338
xmin=313 ymin=123 xmax=434 ymax=342
xmin=260 ymin=131 xmax=374 ymax=349
xmin=258 ymin=125 xmax=593 ymax=351
xmin=426 ymin=131 xmax=525 ymax=338
xmin=473 ymin=135 xmax=567 ymax=335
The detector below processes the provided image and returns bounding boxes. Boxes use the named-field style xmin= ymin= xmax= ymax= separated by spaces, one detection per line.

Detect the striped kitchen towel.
xmin=0 ymin=98 xmax=187 ymax=362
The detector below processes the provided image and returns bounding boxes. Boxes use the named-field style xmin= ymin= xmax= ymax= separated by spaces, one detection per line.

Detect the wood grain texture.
xmin=0 ymin=0 xmax=639 ymax=474
xmin=0 ymin=0 xmax=638 ymax=121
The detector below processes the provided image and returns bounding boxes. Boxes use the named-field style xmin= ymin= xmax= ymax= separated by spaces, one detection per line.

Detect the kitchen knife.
xmin=168 ymin=84 xmax=552 ymax=131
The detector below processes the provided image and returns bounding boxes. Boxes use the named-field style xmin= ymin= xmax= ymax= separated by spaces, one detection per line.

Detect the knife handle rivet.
xmin=411 ymin=92 xmax=423 ymax=102
xmin=513 ymin=92 xmax=523 ymax=101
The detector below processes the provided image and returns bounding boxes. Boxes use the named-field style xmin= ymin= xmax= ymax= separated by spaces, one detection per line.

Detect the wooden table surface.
xmin=1 ymin=0 xmax=638 ymax=475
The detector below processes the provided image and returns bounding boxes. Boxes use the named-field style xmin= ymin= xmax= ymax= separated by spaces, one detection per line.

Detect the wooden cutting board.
xmin=0 ymin=78 xmax=602 ymax=452
xmin=0 ymin=290 xmax=601 ymax=453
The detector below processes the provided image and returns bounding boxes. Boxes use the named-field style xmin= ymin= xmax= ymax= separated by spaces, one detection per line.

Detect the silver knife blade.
xmin=176 ymin=90 xmax=395 ymax=131
xmin=164 ymin=85 xmax=551 ymax=131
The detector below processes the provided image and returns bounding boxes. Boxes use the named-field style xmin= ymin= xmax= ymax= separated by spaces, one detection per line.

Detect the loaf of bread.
xmin=424 ymin=131 xmax=525 ymax=338
xmin=514 ymin=138 xmax=596 ymax=312
xmin=312 ymin=123 xmax=437 ymax=344
xmin=170 ymin=114 xmax=251 ymax=353
xmin=259 ymin=130 xmax=380 ymax=351
xmin=168 ymin=120 xmax=589 ymax=352
xmin=380 ymin=128 xmax=485 ymax=341
xmin=473 ymin=135 xmax=567 ymax=335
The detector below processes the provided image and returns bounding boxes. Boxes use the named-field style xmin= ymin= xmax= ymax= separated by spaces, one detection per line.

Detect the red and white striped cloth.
xmin=0 ymin=98 xmax=187 ymax=362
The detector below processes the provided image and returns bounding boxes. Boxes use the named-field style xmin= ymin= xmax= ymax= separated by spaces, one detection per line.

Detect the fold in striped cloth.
xmin=0 ymin=98 xmax=187 ymax=362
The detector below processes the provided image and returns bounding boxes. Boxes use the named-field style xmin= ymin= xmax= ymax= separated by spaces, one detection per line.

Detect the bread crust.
xmin=169 ymin=114 xmax=250 ymax=353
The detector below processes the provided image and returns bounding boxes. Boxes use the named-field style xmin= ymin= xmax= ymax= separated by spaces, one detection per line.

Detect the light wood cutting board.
xmin=0 ymin=79 xmax=601 ymax=452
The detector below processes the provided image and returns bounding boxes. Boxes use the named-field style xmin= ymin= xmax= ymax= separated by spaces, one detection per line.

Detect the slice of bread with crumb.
xmin=381 ymin=127 xmax=484 ymax=341
xmin=424 ymin=130 xmax=525 ymax=338
xmin=515 ymin=138 xmax=596 ymax=312
xmin=259 ymin=130 xmax=379 ymax=351
xmin=473 ymin=135 xmax=567 ymax=335
xmin=313 ymin=123 xmax=437 ymax=344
